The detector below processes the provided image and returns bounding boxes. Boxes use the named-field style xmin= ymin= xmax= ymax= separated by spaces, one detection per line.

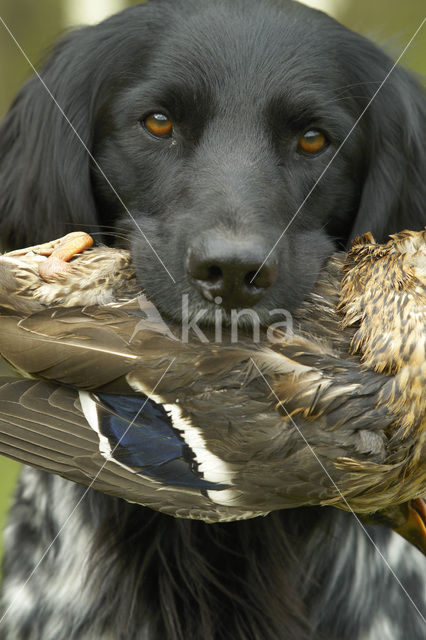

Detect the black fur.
xmin=0 ymin=1 xmax=425 ymax=638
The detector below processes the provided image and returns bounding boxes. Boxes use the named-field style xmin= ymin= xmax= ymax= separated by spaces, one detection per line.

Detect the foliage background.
xmin=0 ymin=0 xmax=424 ymax=561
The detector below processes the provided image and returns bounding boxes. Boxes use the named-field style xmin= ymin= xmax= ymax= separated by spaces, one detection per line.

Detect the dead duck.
xmin=0 ymin=230 xmax=424 ymax=552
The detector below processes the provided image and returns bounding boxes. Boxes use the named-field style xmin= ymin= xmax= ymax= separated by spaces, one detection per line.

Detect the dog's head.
xmin=0 ymin=0 xmax=424 ymax=323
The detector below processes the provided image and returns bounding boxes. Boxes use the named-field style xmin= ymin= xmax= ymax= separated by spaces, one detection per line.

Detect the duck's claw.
xmin=36 ymin=232 xmax=94 ymax=282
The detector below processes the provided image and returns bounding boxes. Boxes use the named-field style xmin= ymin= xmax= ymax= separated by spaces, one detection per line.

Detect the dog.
xmin=0 ymin=0 xmax=425 ymax=638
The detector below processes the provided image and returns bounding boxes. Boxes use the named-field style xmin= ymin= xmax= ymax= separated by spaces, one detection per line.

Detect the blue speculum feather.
xmin=95 ymin=393 xmax=226 ymax=490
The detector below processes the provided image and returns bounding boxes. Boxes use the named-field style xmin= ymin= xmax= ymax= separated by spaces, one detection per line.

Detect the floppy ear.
xmin=0 ymin=5 xmax=166 ymax=249
xmin=0 ymin=29 xmax=102 ymax=248
xmin=343 ymin=34 xmax=426 ymax=242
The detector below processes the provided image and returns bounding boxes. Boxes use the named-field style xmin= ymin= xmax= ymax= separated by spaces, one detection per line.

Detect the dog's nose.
xmin=187 ymin=236 xmax=277 ymax=308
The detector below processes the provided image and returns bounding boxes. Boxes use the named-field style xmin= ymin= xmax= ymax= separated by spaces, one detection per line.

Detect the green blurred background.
xmin=0 ymin=0 xmax=424 ymax=561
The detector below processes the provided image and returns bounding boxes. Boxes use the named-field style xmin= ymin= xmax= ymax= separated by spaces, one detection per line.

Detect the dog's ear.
xmin=0 ymin=29 xmax=102 ymax=247
xmin=343 ymin=34 xmax=426 ymax=242
xmin=0 ymin=5 xmax=165 ymax=249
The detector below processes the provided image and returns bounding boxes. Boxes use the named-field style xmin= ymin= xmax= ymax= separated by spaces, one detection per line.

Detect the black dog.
xmin=0 ymin=1 xmax=425 ymax=638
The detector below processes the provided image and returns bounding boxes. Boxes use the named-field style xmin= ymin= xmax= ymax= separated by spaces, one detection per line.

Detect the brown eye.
xmin=298 ymin=130 xmax=327 ymax=154
xmin=143 ymin=113 xmax=173 ymax=138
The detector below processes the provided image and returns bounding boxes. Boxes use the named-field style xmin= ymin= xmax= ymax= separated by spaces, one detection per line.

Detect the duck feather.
xmin=0 ymin=231 xmax=424 ymax=544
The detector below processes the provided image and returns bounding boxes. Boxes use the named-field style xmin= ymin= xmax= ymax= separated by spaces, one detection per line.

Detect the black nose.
xmin=187 ymin=235 xmax=277 ymax=308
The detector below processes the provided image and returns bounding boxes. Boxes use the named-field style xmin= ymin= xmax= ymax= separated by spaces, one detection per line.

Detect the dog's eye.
xmin=143 ymin=113 xmax=173 ymax=138
xmin=298 ymin=130 xmax=327 ymax=154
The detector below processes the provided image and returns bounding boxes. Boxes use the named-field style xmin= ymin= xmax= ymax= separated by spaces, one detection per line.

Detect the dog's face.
xmin=94 ymin=1 xmax=361 ymax=323
xmin=0 ymin=0 xmax=425 ymax=324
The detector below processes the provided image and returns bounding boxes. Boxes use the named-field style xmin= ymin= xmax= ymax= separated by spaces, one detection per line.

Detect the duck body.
xmin=0 ymin=232 xmax=424 ymax=541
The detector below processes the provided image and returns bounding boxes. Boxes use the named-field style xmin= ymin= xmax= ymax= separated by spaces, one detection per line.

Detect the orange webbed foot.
xmin=36 ymin=232 xmax=94 ymax=282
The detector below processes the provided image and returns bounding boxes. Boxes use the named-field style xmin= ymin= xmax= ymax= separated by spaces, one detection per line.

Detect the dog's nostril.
xmin=248 ymin=263 xmax=277 ymax=289
xmin=245 ymin=271 xmax=258 ymax=287
xmin=206 ymin=265 xmax=222 ymax=282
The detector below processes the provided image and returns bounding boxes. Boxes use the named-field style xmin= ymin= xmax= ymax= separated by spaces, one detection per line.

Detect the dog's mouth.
xmin=182 ymin=295 xmax=287 ymax=326
xmin=137 ymin=290 xmax=295 ymax=346
xmin=134 ymin=270 xmax=284 ymax=332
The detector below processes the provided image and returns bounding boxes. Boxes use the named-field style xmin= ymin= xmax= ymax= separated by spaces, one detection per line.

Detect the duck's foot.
xmin=38 ymin=232 xmax=94 ymax=282
xmin=6 ymin=232 xmax=94 ymax=282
